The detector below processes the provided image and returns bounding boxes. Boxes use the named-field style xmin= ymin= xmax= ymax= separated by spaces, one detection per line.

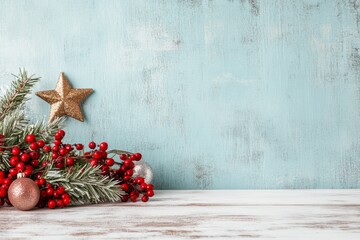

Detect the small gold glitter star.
xmin=36 ymin=72 xmax=93 ymax=122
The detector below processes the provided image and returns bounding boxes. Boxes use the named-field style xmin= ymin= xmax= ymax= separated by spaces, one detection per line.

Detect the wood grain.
xmin=0 ymin=190 xmax=359 ymax=239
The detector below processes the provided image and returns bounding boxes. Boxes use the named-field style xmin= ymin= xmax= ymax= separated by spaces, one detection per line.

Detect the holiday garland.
xmin=0 ymin=69 xmax=154 ymax=210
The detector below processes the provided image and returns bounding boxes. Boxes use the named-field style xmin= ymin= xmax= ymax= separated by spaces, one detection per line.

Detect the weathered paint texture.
xmin=0 ymin=1 xmax=359 ymax=189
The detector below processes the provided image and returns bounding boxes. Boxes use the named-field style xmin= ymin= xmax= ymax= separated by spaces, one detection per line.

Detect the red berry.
xmin=89 ymin=159 xmax=97 ymax=167
xmin=55 ymin=162 xmax=64 ymax=169
xmin=130 ymin=196 xmax=137 ymax=202
xmin=0 ymin=171 xmax=4 ymax=179
xmin=25 ymin=165 xmax=33 ymax=171
xmin=52 ymin=152 xmax=59 ymax=160
xmin=120 ymin=165 xmax=127 ymax=172
xmin=29 ymin=142 xmax=38 ymax=150
xmin=146 ymin=184 xmax=154 ymax=191
xmin=20 ymin=153 xmax=30 ymax=162
xmin=31 ymin=159 xmax=40 ymax=167
xmin=105 ymin=158 xmax=114 ymax=166
xmin=75 ymin=144 xmax=83 ymax=150
xmin=30 ymin=151 xmax=39 ymax=160
xmin=62 ymin=193 xmax=70 ymax=200
xmin=9 ymin=156 xmax=19 ymax=166
xmin=39 ymin=178 xmax=46 ymax=186
xmin=43 ymin=145 xmax=51 ymax=152
xmin=11 ymin=147 xmax=21 ymax=155
xmin=134 ymin=153 xmax=142 ymax=161
xmin=123 ymin=175 xmax=131 ymax=182
xmin=141 ymin=195 xmax=149 ymax=202
xmin=136 ymin=177 xmax=145 ymax=184
xmin=0 ymin=188 xmax=6 ymax=198
xmin=147 ymin=190 xmax=154 ymax=197
xmin=25 ymin=134 xmax=36 ymax=143
xmin=88 ymin=141 xmax=96 ymax=149
xmin=3 ymin=178 xmax=12 ymax=186
xmin=52 ymin=145 xmax=59 ymax=152
xmin=120 ymin=154 xmax=127 ymax=160
xmin=125 ymin=169 xmax=133 ymax=176
xmin=40 ymin=190 xmax=47 ymax=198
xmin=140 ymin=183 xmax=147 ymax=190
xmin=9 ymin=168 xmax=18 ymax=176
xmin=24 ymin=169 xmax=32 ymax=177
xmin=66 ymin=157 xmax=75 ymax=166
xmin=59 ymin=148 xmax=67 ymax=156
xmin=16 ymin=162 xmax=25 ymax=171
xmin=48 ymin=200 xmax=56 ymax=209
xmin=101 ymin=151 xmax=107 ymax=159
xmin=99 ymin=142 xmax=108 ymax=151
xmin=57 ymin=130 xmax=65 ymax=138
xmin=124 ymin=159 xmax=132 ymax=167
xmin=54 ymin=133 xmax=63 ymax=140
xmin=63 ymin=197 xmax=71 ymax=206
xmin=54 ymin=140 xmax=62 ymax=146
xmin=57 ymin=186 xmax=65 ymax=195
xmin=46 ymin=183 xmax=53 ymax=188
xmin=46 ymin=188 xmax=54 ymax=196
xmin=93 ymin=151 xmax=102 ymax=160
xmin=128 ymin=162 xmax=135 ymax=169
xmin=101 ymin=165 xmax=110 ymax=174
xmin=53 ymin=191 xmax=60 ymax=199
xmin=121 ymin=183 xmax=129 ymax=192
xmin=65 ymin=144 xmax=73 ymax=151
xmin=37 ymin=140 xmax=45 ymax=148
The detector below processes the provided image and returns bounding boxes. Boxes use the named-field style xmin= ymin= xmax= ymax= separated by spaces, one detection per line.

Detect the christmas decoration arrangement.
xmin=0 ymin=69 xmax=154 ymax=210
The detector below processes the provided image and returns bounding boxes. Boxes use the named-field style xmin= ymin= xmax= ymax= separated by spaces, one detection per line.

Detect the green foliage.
xmin=0 ymin=69 xmax=63 ymax=170
xmin=45 ymin=164 xmax=124 ymax=205
xmin=0 ymin=68 xmax=40 ymax=121
xmin=0 ymin=69 xmax=123 ymax=206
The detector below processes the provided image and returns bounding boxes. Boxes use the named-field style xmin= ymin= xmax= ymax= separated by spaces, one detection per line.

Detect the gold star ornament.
xmin=36 ymin=72 xmax=94 ymax=122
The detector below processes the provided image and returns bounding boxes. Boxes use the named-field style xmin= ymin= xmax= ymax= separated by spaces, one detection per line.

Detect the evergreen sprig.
xmin=19 ymin=117 xmax=65 ymax=144
xmin=0 ymin=69 xmax=64 ymax=170
xmin=0 ymin=68 xmax=40 ymax=121
xmin=44 ymin=164 xmax=124 ymax=205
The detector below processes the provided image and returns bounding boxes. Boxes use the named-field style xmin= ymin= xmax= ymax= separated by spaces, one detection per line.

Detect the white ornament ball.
xmin=132 ymin=161 xmax=153 ymax=183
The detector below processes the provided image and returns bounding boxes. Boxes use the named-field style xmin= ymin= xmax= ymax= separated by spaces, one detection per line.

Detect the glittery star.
xmin=36 ymin=72 xmax=93 ymax=122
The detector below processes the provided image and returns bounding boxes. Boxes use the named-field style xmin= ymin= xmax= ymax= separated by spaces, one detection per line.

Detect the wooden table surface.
xmin=0 ymin=190 xmax=359 ymax=239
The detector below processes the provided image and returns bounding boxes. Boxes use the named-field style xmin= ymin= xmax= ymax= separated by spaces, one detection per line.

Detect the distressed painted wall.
xmin=0 ymin=0 xmax=360 ymax=189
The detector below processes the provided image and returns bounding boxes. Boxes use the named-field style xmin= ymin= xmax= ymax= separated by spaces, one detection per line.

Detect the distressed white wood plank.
xmin=0 ymin=190 xmax=360 ymax=239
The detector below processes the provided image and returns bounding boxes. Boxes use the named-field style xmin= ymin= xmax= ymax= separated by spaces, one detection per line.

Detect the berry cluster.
xmin=0 ymin=133 xmax=43 ymax=206
xmin=8 ymin=134 xmax=42 ymax=178
xmin=45 ymin=130 xmax=83 ymax=169
xmin=83 ymin=143 xmax=155 ymax=202
xmin=85 ymin=141 xmax=114 ymax=175
xmin=35 ymin=180 xmax=71 ymax=209
xmin=0 ymin=129 xmax=155 ymax=208
xmin=115 ymin=153 xmax=154 ymax=202
xmin=0 ymin=170 xmax=12 ymax=206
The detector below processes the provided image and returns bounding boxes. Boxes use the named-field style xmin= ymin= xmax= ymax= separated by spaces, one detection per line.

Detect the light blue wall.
xmin=0 ymin=0 xmax=360 ymax=189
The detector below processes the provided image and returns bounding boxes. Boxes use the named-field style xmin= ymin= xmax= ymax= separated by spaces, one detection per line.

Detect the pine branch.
xmin=0 ymin=112 xmax=63 ymax=171
xmin=44 ymin=164 xmax=124 ymax=205
xmin=0 ymin=106 xmax=28 ymax=169
xmin=19 ymin=117 xmax=65 ymax=144
xmin=0 ymin=105 xmax=28 ymax=145
xmin=0 ymin=68 xmax=40 ymax=121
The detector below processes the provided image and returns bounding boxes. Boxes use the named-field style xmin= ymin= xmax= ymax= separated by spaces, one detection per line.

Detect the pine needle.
xmin=44 ymin=164 xmax=124 ymax=205
xmin=0 ymin=68 xmax=40 ymax=121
